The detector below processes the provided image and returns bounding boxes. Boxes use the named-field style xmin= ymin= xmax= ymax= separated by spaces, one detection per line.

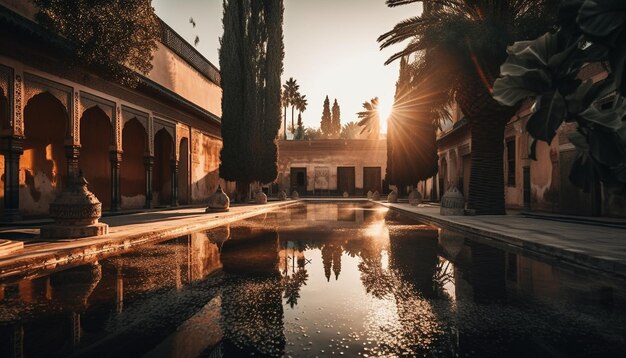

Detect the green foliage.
xmin=340 ymin=121 xmax=362 ymax=139
xmin=357 ymin=97 xmax=380 ymax=140
xmin=295 ymin=113 xmax=305 ymax=139
xmin=320 ymin=95 xmax=332 ymax=137
xmin=219 ymin=0 xmax=284 ymax=185
xmin=303 ymin=127 xmax=323 ymax=140
xmin=493 ymin=0 xmax=626 ymax=190
xmin=35 ymin=0 xmax=159 ymax=86
xmin=331 ymin=99 xmax=341 ymax=138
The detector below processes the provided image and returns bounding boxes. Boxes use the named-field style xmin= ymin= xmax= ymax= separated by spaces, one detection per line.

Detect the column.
xmin=65 ymin=144 xmax=80 ymax=177
xmin=171 ymin=159 xmax=179 ymax=206
xmin=1 ymin=136 xmax=23 ymax=222
xmin=144 ymin=156 xmax=154 ymax=209
xmin=110 ymin=150 xmax=122 ymax=211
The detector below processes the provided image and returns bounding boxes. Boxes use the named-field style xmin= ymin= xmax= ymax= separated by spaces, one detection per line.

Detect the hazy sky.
xmin=153 ymin=0 xmax=421 ymax=131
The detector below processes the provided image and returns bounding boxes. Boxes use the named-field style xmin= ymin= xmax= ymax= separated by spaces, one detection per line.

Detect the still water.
xmin=1 ymin=203 xmax=625 ymax=357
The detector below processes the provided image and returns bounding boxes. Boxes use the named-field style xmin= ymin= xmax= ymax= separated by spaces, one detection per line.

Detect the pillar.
xmin=1 ymin=136 xmax=23 ymax=222
xmin=171 ymin=159 xmax=179 ymax=207
xmin=110 ymin=150 xmax=122 ymax=211
xmin=65 ymin=144 xmax=80 ymax=177
xmin=144 ymin=155 xmax=154 ymax=209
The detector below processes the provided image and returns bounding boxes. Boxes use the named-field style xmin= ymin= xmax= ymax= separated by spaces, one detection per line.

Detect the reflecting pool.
xmin=1 ymin=203 xmax=625 ymax=357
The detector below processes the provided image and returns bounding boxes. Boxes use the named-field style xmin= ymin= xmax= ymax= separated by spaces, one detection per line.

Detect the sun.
xmin=377 ymin=98 xmax=393 ymax=134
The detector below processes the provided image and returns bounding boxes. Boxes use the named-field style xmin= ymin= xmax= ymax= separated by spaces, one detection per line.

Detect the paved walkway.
xmin=0 ymin=201 xmax=298 ymax=280
xmin=382 ymin=202 xmax=626 ymax=278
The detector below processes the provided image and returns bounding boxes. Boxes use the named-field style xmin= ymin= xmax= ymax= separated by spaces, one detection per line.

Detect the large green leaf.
xmin=577 ymin=0 xmax=626 ymax=38
xmin=493 ymin=72 xmax=551 ymax=106
xmin=526 ymin=91 xmax=567 ymax=142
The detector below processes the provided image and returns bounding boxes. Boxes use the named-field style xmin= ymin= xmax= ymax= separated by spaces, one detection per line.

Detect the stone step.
xmin=0 ymin=239 xmax=24 ymax=257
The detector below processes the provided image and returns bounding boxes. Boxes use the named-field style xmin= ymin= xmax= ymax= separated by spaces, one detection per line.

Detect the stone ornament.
xmin=254 ymin=190 xmax=268 ymax=204
xmin=277 ymin=190 xmax=288 ymax=201
xmin=372 ymin=191 xmax=380 ymax=201
xmin=206 ymin=185 xmax=230 ymax=212
xmin=41 ymin=172 xmax=109 ymax=239
xmin=408 ymin=188 xmax=423 ymax=206
xmin=440 ymin=186 xmax=465 ymax=216
xmin=292 ymin=190 xmax=299 ymax=199
xmin=367 ymin=190 xmax=373 ymax=199
xmin=387 ymin=190 xmax=398 ymax=203
xmin=343 ymin=191 xmax=349 ymax=198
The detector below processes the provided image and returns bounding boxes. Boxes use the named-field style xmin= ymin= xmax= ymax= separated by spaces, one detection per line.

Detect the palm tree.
xmin=357 ymin=97 xmax=381 ymax=140
xmin=340 ymin=121 xmax=362 ymax=139
xmin=378 ymin=0 xmax=557 ymax=214
xmin=293 ymin=93 xmax=308 ymax=135
xmin=282 ymin=77 xmax=299 ymax=139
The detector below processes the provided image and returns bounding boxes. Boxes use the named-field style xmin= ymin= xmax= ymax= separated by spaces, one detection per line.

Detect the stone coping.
xmin=380 ymin=202 xmax=626 ymax=279
xmin=0 ymin=201 xmax=300 ymax=281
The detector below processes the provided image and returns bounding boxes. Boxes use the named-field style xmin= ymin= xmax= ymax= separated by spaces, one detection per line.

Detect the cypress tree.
xmin=331 ymin=99 xmax=341 ymax=138
xmin=320 ymin=95 xmax=332 ymax=138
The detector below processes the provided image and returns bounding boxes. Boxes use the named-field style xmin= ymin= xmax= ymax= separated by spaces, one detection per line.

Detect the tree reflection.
xmin=283 ymin=269 xmax=309 ymax=308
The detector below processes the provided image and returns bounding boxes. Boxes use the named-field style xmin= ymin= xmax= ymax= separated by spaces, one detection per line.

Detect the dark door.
xmin=290 ymin=167 xmax=307 ymax=194
xmin=337 ymin=167 xmax=355 ymax=195
xmin=363 ymin=167 xmax=381 ymax=193
xmin=523 ymin=166 xmax=531 ymax=211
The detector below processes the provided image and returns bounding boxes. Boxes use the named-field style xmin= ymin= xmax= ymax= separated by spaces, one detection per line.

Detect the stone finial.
xmin=343 ymin=191 xmax=349 ymax=198
xmin=292 ymin=190 xmax=299 ymax=199
xmin=367 ymin=190 xmax=373 ymax=199
xmin=254 ymin=189 xmax=268 ymax=204
xmin=41 ymin=172 xmax=109 ymax=239
xmin=387 ymin=189 xmax=398 ymax=203
xmin=408 ymin=188 xmax=423 ymax=206
xmin=206 ymin=185 xmax=230 ymax=212
xmin=277 ymin=190 xmax=288 ymax=201
xmin=440 ymin=186 xmax=465 ymax=216
xmin=372 ymin=190 xmax=380 ymax=201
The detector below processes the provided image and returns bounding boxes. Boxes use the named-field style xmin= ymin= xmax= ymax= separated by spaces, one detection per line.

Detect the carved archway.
xmin=153 ymin=128 xmax=174 ymax=206
xmin=121 ymin=118 xmax=147 ymax=209
xmin=79 ymin=106 xmax=113 ymax=210
xmin=21 ymin=92 xmax=68 ymax=216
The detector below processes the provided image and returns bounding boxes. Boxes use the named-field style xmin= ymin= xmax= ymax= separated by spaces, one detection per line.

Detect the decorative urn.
xmin=40 ymin=172 xmax=109 ymax=239
xmin=367 ymin=190 xmax=373 ymax=199
xmin=254 ymin=189 xmax=268 ymax=204
xmin=371 ymin=190 xmax=381 ymax=201
xmin=440 ymin=186 xmax=465 ymax=216
xmin=408 ymin=188 xmax=423 ymax=206
xmin=387 ymin=190 xmax=398 ymax=203
xmin=206 ymin=185 xmax=230 ymax=212
xmin=277 ymin=190 xmax=288 ymax=201
xmin=343 ymin=191 xmax=349 ymax=198
xmin=292 ymin=190 xmax=299 ymax=199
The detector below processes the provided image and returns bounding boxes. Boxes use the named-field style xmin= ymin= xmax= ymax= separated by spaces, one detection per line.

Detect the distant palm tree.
xmin=378 ymin=0 xmax=557 ymax=214
xmin=340 ymin=121 xmax=362 ymax=139
xmin=293 ymin=94 xmax=308 ymax=134
xmin=357 ymin=98 xmax=380 ymax=140
xmin=282 ymin=77 xmax=299 ymax=139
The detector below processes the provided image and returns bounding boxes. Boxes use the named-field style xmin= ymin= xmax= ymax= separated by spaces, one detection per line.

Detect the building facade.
xmin=0 ymin=1 xmax=227 ymax=220
xmin=276 ymin=139 xmax=387 ymax=196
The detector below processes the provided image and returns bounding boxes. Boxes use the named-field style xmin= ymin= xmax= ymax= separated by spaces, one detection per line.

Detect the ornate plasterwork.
xmin=23 ymin=74 xmax=72 ymax=114
xmin=73 ymin=91 xmax=80 ymax=145
xmin=0 ymin=65 xmax=14 ymax=132
xmin=148 ymin=115 xmax=154 ymax=156
xmin=175 ymin=123 xmax=190 ymax=161
xmin=115 ymin=105 xmax=123 ymax=152
xmin=14 ymin=73 xmax=23 ymax=136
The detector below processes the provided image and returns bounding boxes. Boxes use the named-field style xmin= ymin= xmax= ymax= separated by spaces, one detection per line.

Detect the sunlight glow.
xmin=377 ymin=98 xmax=393 ymax=134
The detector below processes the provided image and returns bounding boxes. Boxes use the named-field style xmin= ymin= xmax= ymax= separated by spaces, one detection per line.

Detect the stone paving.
xmin=0 ymin=201 xmax=299 ymax=280
xmin=382 ymin=202 xmax=626 ymax=278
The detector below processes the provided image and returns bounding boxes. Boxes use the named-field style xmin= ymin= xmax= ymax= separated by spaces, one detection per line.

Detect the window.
xmin=506 ymin=138 xmax=516 ymax=186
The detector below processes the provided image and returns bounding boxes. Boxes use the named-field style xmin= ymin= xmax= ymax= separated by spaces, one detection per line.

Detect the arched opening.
xmin=21 ymin=92 xmax=68 ymax=216
xmin=0 ymin=89 xmax=8 ymax=211
xmin=178 ymin=137 xmax=189 ymax=205
xmin=153 ymin=128 xmax=173 ymax=206
xmin=121 ymin=118 xmax=147 ymax=209
xmin=79 ymin=107 xmax=113 ymax=210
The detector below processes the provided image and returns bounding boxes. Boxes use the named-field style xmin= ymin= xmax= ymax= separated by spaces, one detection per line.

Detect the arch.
xmin=178 ymin=137 xmax=189 ymax=205
xmin=153 ymin=128 xmax=174 ymax=206
xmin=121 ymin=118 xmax=147 ymax=209
xmin=20 ymin=92 xmax=68 ymax=216
xmin=79 ymin=106 xmax=113 ymax=210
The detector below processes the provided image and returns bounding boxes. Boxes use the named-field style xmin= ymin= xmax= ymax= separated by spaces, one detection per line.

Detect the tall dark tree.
xmin=379 ymin=0 xmax=558 ymax=214
xmin=331 ymin=99 xmax=341 ymax=138
xmin=34 ymin=0 xmax=159 ymax=86
xmin=219 ymin=0 xmax=284 ymax=197
xmin=320 ymin=95 xmax=332 ymax=137
xmin=295 ymin=113 xmax=305 ymax=139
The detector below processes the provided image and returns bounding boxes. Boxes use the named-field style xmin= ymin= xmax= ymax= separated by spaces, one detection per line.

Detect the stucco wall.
xmin=190 ymin=129 xmax=225 ymax=203
xmin=277 ymin=139 xmax=387 ymax=194
xmin=148 ymin=43 xmax=222 ymax=117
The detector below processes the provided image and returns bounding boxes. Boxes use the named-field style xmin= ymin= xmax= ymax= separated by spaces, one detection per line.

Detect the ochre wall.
xmin=148 ymin=43 xmax=222 ymax=117
xmin=190 ymin=130 xmax=225 ymax=203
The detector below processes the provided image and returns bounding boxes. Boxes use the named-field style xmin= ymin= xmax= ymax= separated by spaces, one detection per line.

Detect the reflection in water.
xmin=0 ymin=203 xmax=625 ymax=357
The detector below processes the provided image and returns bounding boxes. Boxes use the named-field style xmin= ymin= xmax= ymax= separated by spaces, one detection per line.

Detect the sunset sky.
xmin=153 ymin=0 xmax=421 ymax=132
